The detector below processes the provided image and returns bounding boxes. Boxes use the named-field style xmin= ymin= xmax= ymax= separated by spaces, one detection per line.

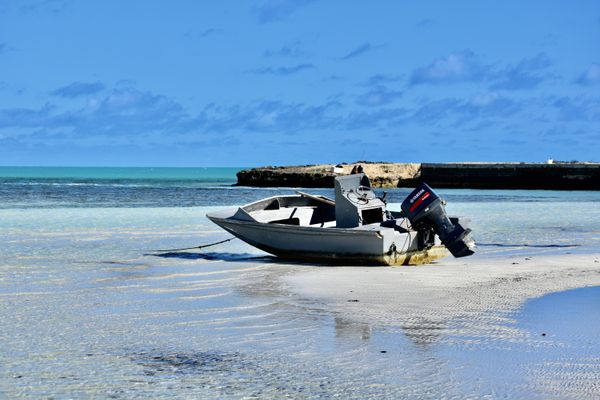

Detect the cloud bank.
xmin=575 ymin=63 xmax=600 ymax=86
xmin=252 ymin=63 xmax=316 ymax=75
xmin=340 ymin=43 xmax=379 ymax=61
xmin=50 ymin=82 xmax=105 ymax=98
xmin=255 ymin=0 xmax=315 ymax=24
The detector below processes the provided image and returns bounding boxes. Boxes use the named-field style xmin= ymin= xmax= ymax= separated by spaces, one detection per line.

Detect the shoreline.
xmin=274 ymin=251 xmax=600 ymax=397
xmin=236 ymin=162 xmax=600 ymax=190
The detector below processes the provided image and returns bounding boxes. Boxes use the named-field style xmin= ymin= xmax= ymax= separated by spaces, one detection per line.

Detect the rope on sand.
xmin=152 ymin=237 xmax=236 ymax=253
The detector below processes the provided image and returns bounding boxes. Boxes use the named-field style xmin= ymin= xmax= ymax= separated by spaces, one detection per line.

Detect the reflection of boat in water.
xmin=207 ymin=174 xmax=475 ymax=265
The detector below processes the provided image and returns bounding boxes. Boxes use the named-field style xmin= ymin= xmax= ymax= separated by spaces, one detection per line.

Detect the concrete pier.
xmin=413 ymin=163 xmax=600 ymax=190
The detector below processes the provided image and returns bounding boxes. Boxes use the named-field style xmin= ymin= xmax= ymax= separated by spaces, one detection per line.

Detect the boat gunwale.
xmin=240 ymin=194 xmax=325 ymax=212
xmin=206 ymin=214 xmax=391 ymax=238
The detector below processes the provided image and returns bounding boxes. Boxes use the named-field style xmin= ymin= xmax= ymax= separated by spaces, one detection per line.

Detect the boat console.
xmin=334 ymin=174 xmax=386 ymax=228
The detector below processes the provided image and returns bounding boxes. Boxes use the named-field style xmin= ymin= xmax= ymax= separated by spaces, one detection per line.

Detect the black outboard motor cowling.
xmin=401 ymin=183 xmax=475 ymax=258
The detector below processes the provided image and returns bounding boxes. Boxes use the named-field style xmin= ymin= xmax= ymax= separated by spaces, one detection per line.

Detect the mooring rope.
xmin=152 ymin=237 xmax=236 ymax=253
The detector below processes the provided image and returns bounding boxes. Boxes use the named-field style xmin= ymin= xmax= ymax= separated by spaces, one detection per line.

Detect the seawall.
xmin=236 ymin=162 xmax=600 ymax=190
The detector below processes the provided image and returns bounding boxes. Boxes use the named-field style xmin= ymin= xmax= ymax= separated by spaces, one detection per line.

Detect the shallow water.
xmin=443 ymin=286 xmax=600 ymax=398
xmin=1 ymin=168 xmax=600 ymax=398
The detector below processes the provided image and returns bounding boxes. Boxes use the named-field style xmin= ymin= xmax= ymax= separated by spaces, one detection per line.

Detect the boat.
xmin=207 ymin=173 xmax=475 ymax=265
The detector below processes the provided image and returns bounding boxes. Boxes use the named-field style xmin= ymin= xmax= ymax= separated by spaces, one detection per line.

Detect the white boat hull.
xmin=207 ymin=213 xmax=449 ymax=266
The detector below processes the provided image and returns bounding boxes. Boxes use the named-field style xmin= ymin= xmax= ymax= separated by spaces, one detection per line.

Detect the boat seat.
xmin=252 ymin=207 xmax=316 ymax=226
xmin=269 ymin=217 xmax=300 ymax=225
xmin=264 ymin=199 xmax=280 ymax=210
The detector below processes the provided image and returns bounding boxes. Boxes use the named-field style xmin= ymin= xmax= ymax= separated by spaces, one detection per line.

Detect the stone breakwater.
xmin=236 ymin=162 xmax=600 ymax=190
xmin=236 ymin=163 xmax=420 ymax=188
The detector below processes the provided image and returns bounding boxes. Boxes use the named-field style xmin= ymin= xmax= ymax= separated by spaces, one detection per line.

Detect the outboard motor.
xmin=401 ymin=183 xmax=475 ymax=258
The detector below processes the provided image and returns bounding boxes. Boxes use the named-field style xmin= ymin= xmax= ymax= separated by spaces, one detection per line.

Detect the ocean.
xmin=1 ymin=166 xmax=599 ymax=252
xmin=1 ymin=167 xmax=599 ymax=398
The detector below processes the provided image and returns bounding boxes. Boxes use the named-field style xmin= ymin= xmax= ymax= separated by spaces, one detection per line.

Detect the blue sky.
xmin=0 ymin=0 xmax=599 ymax=166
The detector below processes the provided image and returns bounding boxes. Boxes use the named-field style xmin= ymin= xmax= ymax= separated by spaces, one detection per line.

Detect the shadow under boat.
xmin=149 ymin=250 xmax=420 ymax=267
xmin=149 ymin=251 xmax=277 ymax=263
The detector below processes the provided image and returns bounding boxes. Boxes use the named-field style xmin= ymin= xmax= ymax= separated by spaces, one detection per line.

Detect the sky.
xmin=0 ymin=0 xmax=599 ymax=167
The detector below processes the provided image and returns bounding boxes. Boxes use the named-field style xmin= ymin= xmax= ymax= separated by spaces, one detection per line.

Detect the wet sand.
xmin=284 ymin=253 xmax=600 ymax=331
xmin=282 ymin=253 xmax=600 ymax=398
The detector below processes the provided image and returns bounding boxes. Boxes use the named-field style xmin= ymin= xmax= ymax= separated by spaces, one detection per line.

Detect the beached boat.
xmin=207 ymin=174 xmax=475 ymax=265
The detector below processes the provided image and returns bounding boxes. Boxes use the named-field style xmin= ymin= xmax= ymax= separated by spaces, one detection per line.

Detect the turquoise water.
xmin=0 ymin=166 xmax=241 ymax=181
xmin=3 ymin=166 xmax=600 ymax=209
xmin=1 ymin=167 xmax=600 ymax=398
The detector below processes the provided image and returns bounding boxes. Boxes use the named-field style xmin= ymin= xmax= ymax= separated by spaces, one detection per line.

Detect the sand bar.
xmin=284 ymin=253 xmax=600 ymax=335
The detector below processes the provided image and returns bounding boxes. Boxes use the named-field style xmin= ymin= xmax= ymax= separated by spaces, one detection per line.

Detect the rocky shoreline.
xmin=236 ymin=162 xmax=600 ymax=190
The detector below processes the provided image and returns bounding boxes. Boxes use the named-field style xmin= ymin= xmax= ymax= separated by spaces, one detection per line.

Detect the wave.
xmin=0 ymin=181 xmax=236 ymax=189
